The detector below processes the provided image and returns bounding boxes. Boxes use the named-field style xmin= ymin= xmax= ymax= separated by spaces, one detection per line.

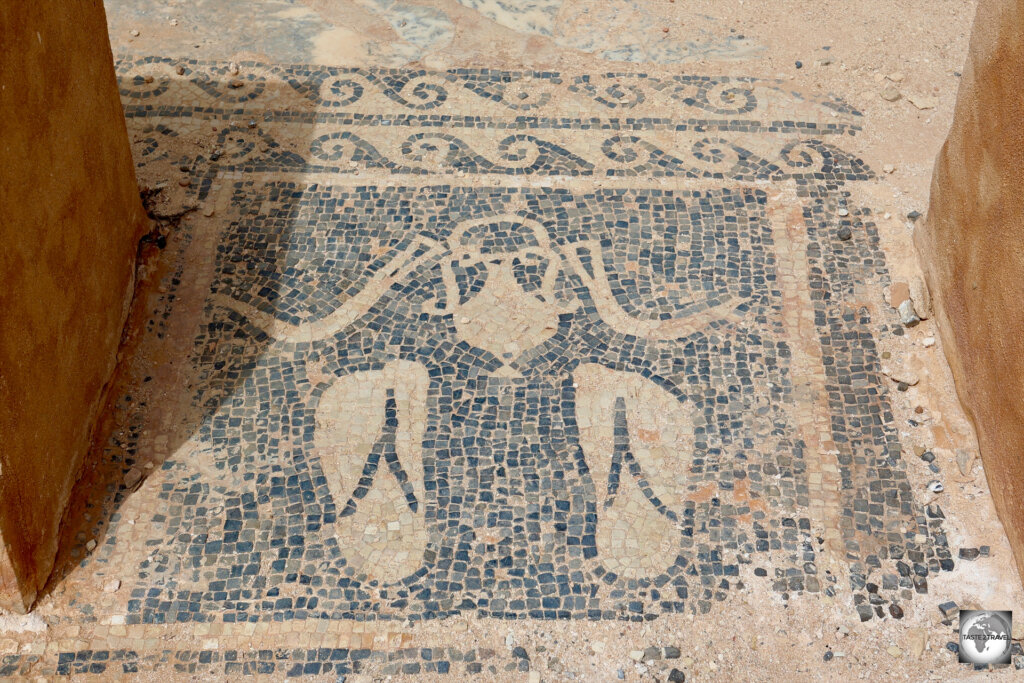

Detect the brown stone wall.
xmin=0 ymin=2 xmax=147 ymax=610
xmin=917 ymin=0 xmax=1024 ymax=583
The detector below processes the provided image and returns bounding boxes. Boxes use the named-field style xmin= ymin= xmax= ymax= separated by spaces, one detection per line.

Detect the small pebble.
xmin=175 ymin=65 xmax=186 ymax=76
xmin=668 ymin=669 xmax=686 ymax=682
xmin=908 ymin=94 xmax=938 ymax=110
xmin=927 ymin=481 xmax=943 ymax=493
xmin=920 ymin=451 xmax=935 ymax=463
xmin=880 ymin=84 xmax=901 ymax=101
xmin=889 ymin=603 xmax=904 ymax=619
xmin=899 ymin=299 xmax=921 ymax=327
xmin=907 ymin=210 xmax=922 ymax=222
xmin=837 ymin=207 xmax=849 ymax=216
xmin=795 ymin=61 xmax=803 ymax=69
xmin=957 ymin=450 xmax=974 ymax=476
xmin=129 ymin=29 xmax=140 ymax=37
xmin=103 ymin=579 xmax=121 ymax=593
xmin=178 ymin=178 xmax=191 ymax=187
xmin=824 ymin=650 xmax=834 ymax=661
xmin=837 ymin=226 xmax=852 ymax=241
xmin=959 ymin=547 xmax=980 ymax=561
xmin=86 ymin=539 xmax=97 ymax=551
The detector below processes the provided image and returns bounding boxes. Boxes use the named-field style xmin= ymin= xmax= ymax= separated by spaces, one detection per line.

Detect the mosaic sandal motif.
xmin=314 ymin=360 xmax=430 ymax=584
xmin=575 ymin=363 xmax=694 ymax=578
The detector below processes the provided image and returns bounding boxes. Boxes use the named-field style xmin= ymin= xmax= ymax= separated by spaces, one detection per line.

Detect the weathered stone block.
xmin=0 ymin=2 xmax=147 ymax=610
xmin=916 ymin=0 xmax=1024 ymax=587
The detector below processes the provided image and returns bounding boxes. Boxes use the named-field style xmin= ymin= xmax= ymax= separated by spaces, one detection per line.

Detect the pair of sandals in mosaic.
xmin=220 ymin=223 xmax=731 ymax=584
xmin=314 ymin=360 xmax=692 ymax=585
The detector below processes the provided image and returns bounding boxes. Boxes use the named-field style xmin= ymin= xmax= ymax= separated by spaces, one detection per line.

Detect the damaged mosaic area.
xmin=17 ymin=56 xmax=956 ymax=677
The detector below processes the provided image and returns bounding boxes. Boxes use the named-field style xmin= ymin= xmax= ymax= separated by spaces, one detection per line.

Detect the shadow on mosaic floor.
xmin=44 ymin=72 xmax=317 ymax=606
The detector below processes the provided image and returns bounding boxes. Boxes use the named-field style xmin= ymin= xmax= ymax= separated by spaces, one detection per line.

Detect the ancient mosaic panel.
xmin=152 ymin=183 xmax=791 ymax=622
xmin=17 ymin=56 xmax=956 ymax=677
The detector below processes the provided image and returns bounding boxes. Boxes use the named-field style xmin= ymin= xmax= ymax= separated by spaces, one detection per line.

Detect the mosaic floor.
xmin=12 ymin=22 xmax=1024 ymax=674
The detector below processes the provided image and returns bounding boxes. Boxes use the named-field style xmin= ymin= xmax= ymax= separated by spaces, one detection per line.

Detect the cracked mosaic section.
xmin=797 ymin=189 xmax=956 ymax=619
